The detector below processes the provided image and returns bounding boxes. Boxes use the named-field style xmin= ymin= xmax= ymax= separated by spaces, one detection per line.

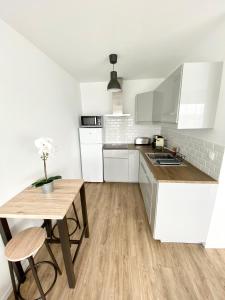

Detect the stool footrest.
xmin=18 ymin=260 xmax=58 ymax=300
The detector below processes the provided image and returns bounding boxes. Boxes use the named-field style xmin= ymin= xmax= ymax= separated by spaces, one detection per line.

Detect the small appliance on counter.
xmin=152 ymin=135 xmax=165 ymax=149
xmin=80 ymin=115 xmax=103 ymax=127
xmin=134 ymin=137 xmax=151 ymax=145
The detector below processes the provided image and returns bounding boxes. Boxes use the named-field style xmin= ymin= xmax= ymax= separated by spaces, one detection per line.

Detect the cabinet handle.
xmin=140 ymin=162 xmax=147 ymax=174
xmin=146 ymin=174 xmax=152 ymax=184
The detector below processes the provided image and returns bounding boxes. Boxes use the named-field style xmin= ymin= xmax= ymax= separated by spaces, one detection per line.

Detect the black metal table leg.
xmin=43 ymin=219 xmax=52 ymax=238
xmin=57 ymin=217 xmax=75 ymax=288
xmin=80 ymin=184 xmax=89 ymax=238
xmin=0 ymin=218 xmax=26 ymax=283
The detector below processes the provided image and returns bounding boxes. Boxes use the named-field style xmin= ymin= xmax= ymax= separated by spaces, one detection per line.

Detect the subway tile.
xmin=161 ymin=127 xmax=225 ymax=180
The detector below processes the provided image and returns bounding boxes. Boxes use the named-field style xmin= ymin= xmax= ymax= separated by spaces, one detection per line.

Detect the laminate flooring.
xmin=8 ymin=183 xmax=225 ymax=300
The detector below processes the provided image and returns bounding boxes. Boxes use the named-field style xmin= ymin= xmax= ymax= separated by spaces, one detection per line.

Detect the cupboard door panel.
xmin=129 ymin=150 xmax=139 ymax=182
xmin=135 ymin=91 xmax=153 ymax=123
xmin=104 ymin=158 xmax=128 ymax=182
xmin=161 ymin=66 xmax=182 ymax=123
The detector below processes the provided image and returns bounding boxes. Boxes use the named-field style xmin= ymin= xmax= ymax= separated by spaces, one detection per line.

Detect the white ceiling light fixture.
xmin=107 ymin=54 xmax=122 ymax=92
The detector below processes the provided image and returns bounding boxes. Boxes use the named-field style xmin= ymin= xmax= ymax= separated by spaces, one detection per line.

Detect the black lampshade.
xmin=107 ymin=71 xmax=121 ymax=92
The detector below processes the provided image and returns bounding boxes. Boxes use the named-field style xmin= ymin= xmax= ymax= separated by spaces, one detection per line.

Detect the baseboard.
xmin=204 ymin=243 xmax=225 ymax=249
xmin=1 ymin=284 xmax=12 ymax=300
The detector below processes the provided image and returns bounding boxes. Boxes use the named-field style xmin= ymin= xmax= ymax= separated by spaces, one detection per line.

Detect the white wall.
xmin=80 ymin=79 xmax=162 ymax=115
xmin=0 ymin=19 xmax=82 ymax=299
xmin=80 ymin=79 xmax=162 ymax=143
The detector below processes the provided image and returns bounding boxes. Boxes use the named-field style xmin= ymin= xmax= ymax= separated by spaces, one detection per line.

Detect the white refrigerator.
xmin=79 ymin=128 xmax=103 ymax=182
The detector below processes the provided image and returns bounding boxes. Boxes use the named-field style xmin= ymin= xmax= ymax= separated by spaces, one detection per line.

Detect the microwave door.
xmin=81 ymin=116 xmax=97 ymax=127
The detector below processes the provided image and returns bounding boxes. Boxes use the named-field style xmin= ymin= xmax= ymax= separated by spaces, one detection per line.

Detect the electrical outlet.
xmin=209 ymin=151 xmax=215 ymax=161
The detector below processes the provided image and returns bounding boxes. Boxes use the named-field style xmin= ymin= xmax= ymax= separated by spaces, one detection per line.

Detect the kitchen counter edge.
xmin=103 ymin=144 xmax=217 ymax=184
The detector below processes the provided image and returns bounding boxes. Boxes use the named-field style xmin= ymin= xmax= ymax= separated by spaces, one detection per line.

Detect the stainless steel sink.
xmin=146 ymin=153 xmax=174 ymax=159
xmin=146 ymin=152 xmax=185 ymax=166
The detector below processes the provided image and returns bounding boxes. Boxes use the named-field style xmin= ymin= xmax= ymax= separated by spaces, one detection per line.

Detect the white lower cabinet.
xmin=128 ymin=150 xmax=139 ymax=182
xmin=104 ymin=150 xmax=129 ymax=182
xmin=139 ymin=154 xmax=157 ymax=233
xmin=139 ymin=153 xmax=217 ymax=244
xmin=103 ymin=149 xmax=139 ymax=183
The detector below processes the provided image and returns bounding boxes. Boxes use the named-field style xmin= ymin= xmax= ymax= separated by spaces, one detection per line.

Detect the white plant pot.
xmin=41 ymin=181 xmax=54 ymax=194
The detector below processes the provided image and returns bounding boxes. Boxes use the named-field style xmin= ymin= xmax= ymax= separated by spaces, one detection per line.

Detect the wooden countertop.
xmin=0 ymin=179 xmax=84 ymax=219
xmin=103 ymin=144 xmax=217 ymax=183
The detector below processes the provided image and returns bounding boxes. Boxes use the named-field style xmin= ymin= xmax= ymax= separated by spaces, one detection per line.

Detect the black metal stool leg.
xmin=44 ymin=240 xmax=62 ymax=275
xmin=28 ymin=256 xmax=46 ymax=300
xmin=8 ymin=261 xmax=19 ymax=300
xmin=72 ymin=202 xmax=81 ymax=229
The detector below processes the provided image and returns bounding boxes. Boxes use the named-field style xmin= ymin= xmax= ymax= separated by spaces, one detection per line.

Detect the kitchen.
xmin=1 ymin=1 xmax=225 ymax=300
xmin=79 ymin=61 xmax=223 ymax=245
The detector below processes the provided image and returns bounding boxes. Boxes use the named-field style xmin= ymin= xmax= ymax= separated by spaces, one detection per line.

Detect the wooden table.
xmin=0 ymin=179 xmax=89 ymax=289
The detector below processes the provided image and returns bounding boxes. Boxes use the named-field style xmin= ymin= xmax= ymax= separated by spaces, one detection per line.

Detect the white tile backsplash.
xmin=103 ymin=118 xmax=225 ymax=180
xmin=104 ymin=116 xmax=160 ymax=144
xmin=161 ymin=127 xmax=225 ymax=180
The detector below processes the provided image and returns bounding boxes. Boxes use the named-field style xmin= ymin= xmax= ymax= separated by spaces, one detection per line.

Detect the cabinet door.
xmin=150 ymin=179 xmax=158 ymax=235
xmin=152 ymin=90 xmax=163 ymax=122
xmin=128 ymin=150 xmax=139 ymax=182
xmin=139 ymin=155 xmax=155 ymax=224
xmin=104 ymin=158 xmax=129 ymax=182
xmin=178 ymin=62 xmax=223 ymax=129
xmin=161 ymin=66 xmax=182 ymax=123
xmin=135 ymin=91 xmax=153 ymax=123
xmin=139 ymin=160 xmax=145 ymax=193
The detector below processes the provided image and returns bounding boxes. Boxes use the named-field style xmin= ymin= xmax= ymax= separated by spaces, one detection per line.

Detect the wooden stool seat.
xmin=5 ymin=227 xmax=46 ymax=262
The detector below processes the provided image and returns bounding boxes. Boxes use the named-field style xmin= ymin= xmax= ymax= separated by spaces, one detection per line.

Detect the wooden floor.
xmin=9 ymin=183 xmax=225 ymax=300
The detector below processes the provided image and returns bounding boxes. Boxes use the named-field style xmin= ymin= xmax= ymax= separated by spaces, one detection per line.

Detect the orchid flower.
xmin=34 ymin=137 xmax=54 ymax=180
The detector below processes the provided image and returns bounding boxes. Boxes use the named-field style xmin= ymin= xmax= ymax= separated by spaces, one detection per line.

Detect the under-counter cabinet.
xmin=128 ymin=150 xmax=140 ymax=182
xmin=139 ymin=155 xmax=157 ymax=230
xmin=104 ymin=150 xmax=129 ymax=182
xmin=153 ymin=62 xmax=223 ymax=129
xmin=139 ymin=153 xmax=217 ymax=243
xmin=103 ymin=149 xmax=139 ymax=182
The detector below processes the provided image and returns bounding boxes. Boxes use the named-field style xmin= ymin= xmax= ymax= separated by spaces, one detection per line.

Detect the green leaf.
xmin=32 ymin=175 xmax=62 ymax=187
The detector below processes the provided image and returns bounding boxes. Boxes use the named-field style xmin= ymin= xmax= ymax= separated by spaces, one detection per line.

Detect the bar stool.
xmin=5 ymin=227 xmax=61 ymax=300
xmin=52 ymin=202 xmax=81 ymax=239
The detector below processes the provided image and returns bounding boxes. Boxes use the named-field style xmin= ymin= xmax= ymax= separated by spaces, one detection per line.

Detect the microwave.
xmin=80 ymin=116 xmax=103 ymax=127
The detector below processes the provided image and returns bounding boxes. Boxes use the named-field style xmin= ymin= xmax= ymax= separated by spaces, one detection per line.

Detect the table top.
xmin=0 ymin=179 xmax=84 ymax=220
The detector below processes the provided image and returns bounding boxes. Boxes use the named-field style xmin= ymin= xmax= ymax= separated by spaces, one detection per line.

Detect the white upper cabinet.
xmin=153 ymin=62 xmax=223 ymax=129
xmin=135 ymin=91 xmax=153 ymax=123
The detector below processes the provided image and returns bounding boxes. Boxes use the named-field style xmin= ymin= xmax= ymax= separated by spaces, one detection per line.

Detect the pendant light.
xmin=107 ymin=54 xmax=122 ymax=92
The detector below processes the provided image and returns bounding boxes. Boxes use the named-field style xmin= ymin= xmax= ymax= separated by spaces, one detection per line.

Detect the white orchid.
xmin=34 ymin=137 xmax=54 ymax=180
xmin=35 ymin=137 xmax=54 ymax=155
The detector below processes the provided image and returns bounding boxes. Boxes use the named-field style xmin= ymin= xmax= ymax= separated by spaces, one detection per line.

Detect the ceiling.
xmin=0 ymin=0 xmax=224 ymax=82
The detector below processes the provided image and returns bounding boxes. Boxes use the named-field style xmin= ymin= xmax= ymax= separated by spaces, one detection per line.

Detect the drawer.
xmin=103 ymin=149 xmax=129 ymax=158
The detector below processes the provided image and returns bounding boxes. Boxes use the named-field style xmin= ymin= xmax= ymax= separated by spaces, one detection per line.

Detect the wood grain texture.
xmin=103 ymin=144 xmax=216 ymax=183
xmin=133 ymin=145 xmax=216 ymax=183
xmin=5 ymin=227 xmax=46 ymax=262
xmin=0 ymin=179 xmax=84 ymax=219
xmin=8 ymin=183 xmax=225 ymax=300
